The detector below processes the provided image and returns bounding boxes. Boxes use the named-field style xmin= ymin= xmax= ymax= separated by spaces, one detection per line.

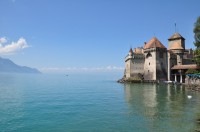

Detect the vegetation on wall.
xmin=186 ymin=69 xmax=200 ymax=74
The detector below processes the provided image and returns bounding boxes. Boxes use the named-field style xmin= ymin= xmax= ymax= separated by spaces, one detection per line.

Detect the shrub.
xmin=186 ymin=69 xmax=200 ymax=74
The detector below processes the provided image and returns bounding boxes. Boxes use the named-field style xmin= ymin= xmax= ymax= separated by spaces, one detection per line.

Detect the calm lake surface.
xmin=0 ymin=72 xmax=200 ymax=132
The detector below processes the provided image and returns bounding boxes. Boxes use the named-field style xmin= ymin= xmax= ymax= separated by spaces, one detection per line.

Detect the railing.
xmin=186 ymin=74 xmax=200 ymax=78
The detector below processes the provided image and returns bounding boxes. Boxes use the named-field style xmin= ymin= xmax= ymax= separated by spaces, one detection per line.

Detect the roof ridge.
xmin=168 ymin=32 xmax=185 ymax=40
xmin=144 ymin=37 xmax=166 ymax=49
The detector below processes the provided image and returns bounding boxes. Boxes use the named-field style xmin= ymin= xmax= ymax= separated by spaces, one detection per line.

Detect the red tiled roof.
xmin=168 ymin=33 xmax=185 ymax=40
xmin=144 ymin=37 xmax=166 ymax=49
xmin=171 ymin=64 xmax=200 ymax=70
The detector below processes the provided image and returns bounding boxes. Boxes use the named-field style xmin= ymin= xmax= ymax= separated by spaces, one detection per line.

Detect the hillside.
xmin=0 ymin=57 xmax=41 ymax=73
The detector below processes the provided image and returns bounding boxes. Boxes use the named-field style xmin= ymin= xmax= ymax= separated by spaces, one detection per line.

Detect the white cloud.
xmin=0 ymin=37 xmax=7 ymax=44
xmin=40 ymin=66 xmax=124 ymax=73
xmin=0 ymin=37 xmax=29 ymax=55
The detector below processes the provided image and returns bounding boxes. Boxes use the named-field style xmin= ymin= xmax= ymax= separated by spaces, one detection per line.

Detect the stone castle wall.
xmin=185 ymin=75 xmax=200 ymax=91
xmin=156 ymin=49 xmax=168 ymax=80
xmin=185 ymin=75 xmax=200 ymax=86
xmin=144 ymin=49 xmax=156 ymax=80
xmin=125 ymin=53 xmax=144 ymax=79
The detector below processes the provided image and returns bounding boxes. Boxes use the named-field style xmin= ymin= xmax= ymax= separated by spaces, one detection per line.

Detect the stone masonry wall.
xmin=185 ymin=75 xmax=200 ymax=91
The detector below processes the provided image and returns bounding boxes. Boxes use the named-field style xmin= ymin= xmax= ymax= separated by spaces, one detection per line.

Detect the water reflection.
xmin=123 ymin=83 xmax=200 ymax=131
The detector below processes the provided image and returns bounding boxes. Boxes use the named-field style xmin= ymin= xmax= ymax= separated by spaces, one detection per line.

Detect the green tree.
xmin=193 ymin=17 xmax=200 ymax=65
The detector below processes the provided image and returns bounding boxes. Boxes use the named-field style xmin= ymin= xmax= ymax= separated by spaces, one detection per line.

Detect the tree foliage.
xmin=193 ymin=48 xmax=200 ymax=65
xmin=186 ymin=68 xmax=200 ymax=74
xmin=194 ymin=17 xmax=200 ymax=65
xmin=194 ymin=17 xmax=200 ymax=48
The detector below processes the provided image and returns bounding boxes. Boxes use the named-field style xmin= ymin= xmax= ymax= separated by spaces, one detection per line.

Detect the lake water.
xmin=0 ymin=72 xmax=200 ymax=132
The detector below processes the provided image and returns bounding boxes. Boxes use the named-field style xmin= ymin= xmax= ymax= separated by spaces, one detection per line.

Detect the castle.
xmin=124 ymin=32 xmax=198 ymax=83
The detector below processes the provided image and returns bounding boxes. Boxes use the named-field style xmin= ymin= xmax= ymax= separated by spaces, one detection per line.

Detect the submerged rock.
xmin=117 ymin=78 xmax=125 ymax=83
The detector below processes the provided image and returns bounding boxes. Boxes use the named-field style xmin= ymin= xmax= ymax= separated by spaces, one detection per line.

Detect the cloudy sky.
xmin=0 ymin=0 xmax=199 ymax=72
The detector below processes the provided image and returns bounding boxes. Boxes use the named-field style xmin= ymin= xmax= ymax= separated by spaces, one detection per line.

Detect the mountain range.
xmin=0 ymin=57 xmax=41 ymax=73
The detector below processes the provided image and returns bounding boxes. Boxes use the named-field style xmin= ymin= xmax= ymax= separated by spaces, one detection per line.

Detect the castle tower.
xmin=168 ymin=33 xmax=185 ymax=65
xmin=125 ymin=48 xmax=134 ymax=78
xmin=143 ymin=37 xmax=167 ymax=81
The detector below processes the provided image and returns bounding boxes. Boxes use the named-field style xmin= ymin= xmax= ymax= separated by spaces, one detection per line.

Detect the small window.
xmin=149 ymin=62 xmax=150 ymax=65
xmin=146 ymin=52 xmax=152 ymax=58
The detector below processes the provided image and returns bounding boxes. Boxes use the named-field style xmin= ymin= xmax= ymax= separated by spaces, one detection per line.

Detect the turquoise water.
xmin=0 ymin=73 xmax=200 ymax=132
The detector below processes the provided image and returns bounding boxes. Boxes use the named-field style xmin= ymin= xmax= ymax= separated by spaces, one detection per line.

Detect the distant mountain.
xmin=0 ymin=57 xmax=41 ymax=73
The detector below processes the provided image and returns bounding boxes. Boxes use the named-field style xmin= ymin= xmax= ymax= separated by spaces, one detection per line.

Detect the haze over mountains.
xmin=0 ymin=57 xmax=41 ymax=73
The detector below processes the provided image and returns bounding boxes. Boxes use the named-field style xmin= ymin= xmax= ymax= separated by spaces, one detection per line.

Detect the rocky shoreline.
xmin=117 ymin=78 xmax=140 ymax=83
xmin=117 ymin=77 xmax=158 ymax=83
xmin=117 ymin=75 xmax=200 ymax=92
xmin=186 ymin=84 xmax=200 ymax=92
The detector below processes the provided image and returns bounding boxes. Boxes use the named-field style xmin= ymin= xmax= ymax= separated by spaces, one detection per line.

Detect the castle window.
xmin=146 ymin=52 xmax=152 ymax=58
xmin=149 ymin=62 xmax=150 ymax=65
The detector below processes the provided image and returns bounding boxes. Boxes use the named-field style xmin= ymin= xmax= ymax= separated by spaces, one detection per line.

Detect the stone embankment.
xmin=185 ymin=75 xmax=200 ymax=91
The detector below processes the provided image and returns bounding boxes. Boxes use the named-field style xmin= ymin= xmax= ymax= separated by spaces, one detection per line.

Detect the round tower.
xmin=125 ymin=48 xmax=133 ymax=78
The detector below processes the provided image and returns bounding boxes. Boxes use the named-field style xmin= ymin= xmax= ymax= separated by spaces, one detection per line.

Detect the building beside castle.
xmin=124 ymin=32 xmax=198 ymax=83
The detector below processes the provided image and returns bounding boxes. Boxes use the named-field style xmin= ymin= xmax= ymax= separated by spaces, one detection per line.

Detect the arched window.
xmin=146 ymin=52 xmax=152 ymax=58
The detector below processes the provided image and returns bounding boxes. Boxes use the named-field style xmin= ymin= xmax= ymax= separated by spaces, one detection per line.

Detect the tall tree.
xmin=193 ymin=17 xmax=200 ymax=65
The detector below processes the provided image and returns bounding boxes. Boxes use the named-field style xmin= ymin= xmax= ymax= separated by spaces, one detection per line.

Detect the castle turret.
xmin=125 ymin=47 xmax=145 ymax=79
xmin=129 ymin=48 xmax=133 ymax=56
xmin=168 ymin=33 xmax=185 ymax=65
xmin=125 ymin=48 xmax=133 ymax=78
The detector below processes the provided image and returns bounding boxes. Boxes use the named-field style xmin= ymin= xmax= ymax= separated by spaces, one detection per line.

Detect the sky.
xmin=0 ymin=0 xmax=199 ymax=73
